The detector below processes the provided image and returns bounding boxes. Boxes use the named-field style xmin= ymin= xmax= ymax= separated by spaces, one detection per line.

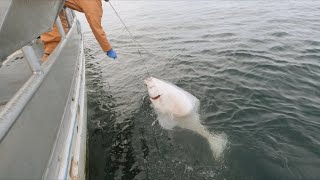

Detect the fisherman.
xmin=41 ymin=0 xmax=117 ymax=62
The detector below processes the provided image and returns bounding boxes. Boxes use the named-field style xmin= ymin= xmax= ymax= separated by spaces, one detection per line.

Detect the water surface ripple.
xmin=81 ymin=1 xmax=320 ymax=179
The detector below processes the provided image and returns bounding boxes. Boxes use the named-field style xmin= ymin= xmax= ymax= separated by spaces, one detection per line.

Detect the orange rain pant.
xmin=41 ymin=0 xmax=112 ymax=57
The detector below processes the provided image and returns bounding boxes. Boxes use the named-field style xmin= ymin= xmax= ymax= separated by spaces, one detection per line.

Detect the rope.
xmin=108 ymin=1 xmax=150 ymax=76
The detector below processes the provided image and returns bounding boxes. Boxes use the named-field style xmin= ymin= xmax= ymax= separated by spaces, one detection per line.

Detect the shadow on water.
xmin=86 ymin=47 xmax=142 ymax=180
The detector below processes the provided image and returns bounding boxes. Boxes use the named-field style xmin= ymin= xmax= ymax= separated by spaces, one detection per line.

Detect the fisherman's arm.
xmin=81 ymin=0 xmax=117 ymax=59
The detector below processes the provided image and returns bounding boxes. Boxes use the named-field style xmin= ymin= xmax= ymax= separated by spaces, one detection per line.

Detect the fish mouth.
xmin=150 ymin=95 xmax=161 ymax=100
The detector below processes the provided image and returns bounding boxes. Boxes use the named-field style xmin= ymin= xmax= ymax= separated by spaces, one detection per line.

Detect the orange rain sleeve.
xmin=66 ymin=0 xmax=112 ymax=52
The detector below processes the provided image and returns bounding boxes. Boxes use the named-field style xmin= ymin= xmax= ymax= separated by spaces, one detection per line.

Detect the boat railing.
xmin=0 ymin=7 xmax=77 ymax=142
xmin=0 ymin=2 xmax=87 ymax=178
xmin=0 ymin=0 xmax=65 ymax=61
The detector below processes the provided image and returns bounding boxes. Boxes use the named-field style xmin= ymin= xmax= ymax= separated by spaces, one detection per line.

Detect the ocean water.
xmin=78 ymin=1 xmax=320 ymax=179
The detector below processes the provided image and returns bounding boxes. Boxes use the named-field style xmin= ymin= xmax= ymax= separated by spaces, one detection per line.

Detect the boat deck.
xmin=1 ymin=2 xmax=87 ymax=178
xmin=0 ymin=24 xmax=83 ymax=178
xmin=0 ymin=40 xmax=44 ymax=111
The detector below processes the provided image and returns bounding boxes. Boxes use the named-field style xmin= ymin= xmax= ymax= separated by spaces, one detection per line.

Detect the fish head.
xmin=144 ymin=76 xmax=162 ymax=100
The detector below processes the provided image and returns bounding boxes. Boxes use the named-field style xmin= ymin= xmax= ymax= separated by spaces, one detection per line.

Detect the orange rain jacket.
xmin=41 ymin=0 xmax=112 ymax=56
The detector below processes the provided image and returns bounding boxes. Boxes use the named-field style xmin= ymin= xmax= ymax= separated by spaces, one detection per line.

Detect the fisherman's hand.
xmin=106 ymin=49 xmax=117 ymax=59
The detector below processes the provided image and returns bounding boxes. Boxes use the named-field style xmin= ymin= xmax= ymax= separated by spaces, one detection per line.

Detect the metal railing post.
xmin=21 ymin=45 xmax=42 ymax=74
xmin=0 ymin=19 xmax=78 ymax=144
xmin=56 ymin=16 xmax=66 ymax=39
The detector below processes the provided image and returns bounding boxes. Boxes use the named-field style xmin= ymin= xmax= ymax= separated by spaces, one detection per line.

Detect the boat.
xmin=0 ymin=0 xmax=87 ymax=179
